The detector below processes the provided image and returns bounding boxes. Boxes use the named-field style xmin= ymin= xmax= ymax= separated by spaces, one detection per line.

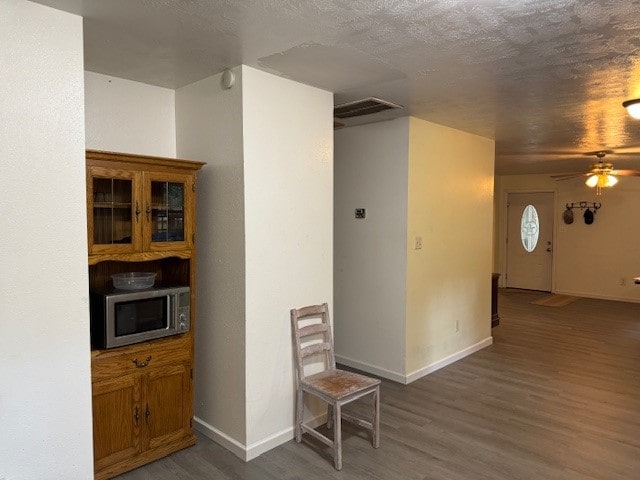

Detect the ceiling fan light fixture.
xmin=622 ymin=98 xmax=640 ymax=119
xmin=585 ymin=174 xmax=599 ymax=187
xmin=585 ymin=172 xmax=618 ymax=194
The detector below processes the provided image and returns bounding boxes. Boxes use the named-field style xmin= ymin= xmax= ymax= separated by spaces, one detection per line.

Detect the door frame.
xmin=498 ymin=189 xmax=557 ymax=291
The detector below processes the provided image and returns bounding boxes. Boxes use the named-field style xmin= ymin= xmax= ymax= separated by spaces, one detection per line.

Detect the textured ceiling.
xmin=33 ymin=0 xmax=640 ymax=174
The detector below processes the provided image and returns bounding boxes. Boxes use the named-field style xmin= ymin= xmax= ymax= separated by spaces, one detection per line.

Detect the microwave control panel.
xmin=176 ymin=290 xmax=190 ymax=332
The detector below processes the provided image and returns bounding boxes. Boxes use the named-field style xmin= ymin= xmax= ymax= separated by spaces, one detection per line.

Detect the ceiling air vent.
xmin=334 ymin=97 xmax=403 ymax=119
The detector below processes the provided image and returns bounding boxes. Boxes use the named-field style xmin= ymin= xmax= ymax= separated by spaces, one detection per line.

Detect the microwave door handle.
xmin=168 ymin=295 xmax=174 ymax=330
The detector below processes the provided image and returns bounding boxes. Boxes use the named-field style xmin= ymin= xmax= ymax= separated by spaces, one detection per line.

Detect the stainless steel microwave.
xmin=90 ymin=285 xmax=190 ymax=349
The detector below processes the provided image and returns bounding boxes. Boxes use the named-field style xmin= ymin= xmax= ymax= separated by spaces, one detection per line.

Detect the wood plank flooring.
xmin=116 ymin=290 xmax=640 ymax=479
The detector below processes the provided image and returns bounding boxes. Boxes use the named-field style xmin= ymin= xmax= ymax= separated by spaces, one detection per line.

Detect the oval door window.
xmin=520 ymin=205 xmax=539 ymax=252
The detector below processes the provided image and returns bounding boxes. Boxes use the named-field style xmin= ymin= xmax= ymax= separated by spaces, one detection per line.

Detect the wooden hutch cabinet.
xmin=86 ymin=150 xmax=204 ymax=480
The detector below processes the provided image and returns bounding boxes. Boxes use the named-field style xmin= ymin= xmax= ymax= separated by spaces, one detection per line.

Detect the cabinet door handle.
xmin=134 ymin=405 xmax=140 ymax=426
xmin=145 ymin=203 xmax=151 ymax=221
xmin=145 ymin=405 xmax=151 ymax=424
xmin=135 ymin=201 xmax=140 ymax=222
xmin=132 ymin=355 xmax=152 ymax=368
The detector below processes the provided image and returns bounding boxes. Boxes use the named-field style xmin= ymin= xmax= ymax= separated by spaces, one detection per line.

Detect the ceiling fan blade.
xmin=610 ymin=169 xmax=640 ymax=176
xmin=550 ymin=173 xmax=586 ymax=180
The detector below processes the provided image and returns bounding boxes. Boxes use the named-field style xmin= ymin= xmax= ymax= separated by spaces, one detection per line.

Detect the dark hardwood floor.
xmin=116 ymin=290 xmax=640 ymax=479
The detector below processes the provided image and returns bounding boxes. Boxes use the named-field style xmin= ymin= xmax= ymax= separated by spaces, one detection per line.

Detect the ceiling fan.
xmin=551 ymin=151 xmax=640 ymax=195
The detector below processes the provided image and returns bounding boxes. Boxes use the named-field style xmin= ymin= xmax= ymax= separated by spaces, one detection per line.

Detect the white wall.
xmin=175 ymin=67 xmax=248 ymax=447
xmin=405 ymin=117 xmax=495 ymax=376
xmin=242 ymin=65 xmax=334 ymax=452
xmin=176 ymin=66 xmax=333 ymax=459
xmin=495 ymin=174 xmax=640 ymax=302
xmin=0 ymin=1 xmax=93 ymax=479
xmin=85 ymin=71 xmax=176 ymax=157
xmin=334 ymin=118 xmax=409 ymax=379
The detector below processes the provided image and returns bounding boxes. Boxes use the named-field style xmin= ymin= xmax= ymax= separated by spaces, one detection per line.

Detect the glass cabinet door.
xmin=145 ymin=173 xmax=192 ymax=250
xmin=89 ymin=168 xmax=141 ymax=254
xmin=150 ymin=181 xmax=185 ymax=243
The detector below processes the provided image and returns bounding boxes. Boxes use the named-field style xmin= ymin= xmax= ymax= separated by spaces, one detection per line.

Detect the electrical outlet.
xmin=414 ymin=236 xmax=423 ymax=250
xmin=620 ymin=277 xmax=626 ymax=286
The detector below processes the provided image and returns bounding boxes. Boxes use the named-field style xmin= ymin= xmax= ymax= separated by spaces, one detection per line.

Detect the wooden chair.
xmin=290 ymin=303 xmax=381 ymax=470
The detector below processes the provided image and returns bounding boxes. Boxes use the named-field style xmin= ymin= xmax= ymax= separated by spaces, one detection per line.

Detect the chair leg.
xmin=333 ymin=403 xmax=342 ymax=470
xmin=327 ymin=404 xmax=333 ymax=429
xmin=295 ymin=387 xmax=303 ymax=443
xmin=373 ymin=386 xmax=380 ymax=449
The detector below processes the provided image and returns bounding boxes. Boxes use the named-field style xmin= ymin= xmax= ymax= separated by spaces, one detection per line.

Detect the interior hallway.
xmin=116 ymin=290 xmax=640 ymax=480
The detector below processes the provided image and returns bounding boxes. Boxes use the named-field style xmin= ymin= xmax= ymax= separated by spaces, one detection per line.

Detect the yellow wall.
xmin=495 ymin=174 xmax=640 ymax=302
xmin=405 ymin=117 xmax=495 ymax=375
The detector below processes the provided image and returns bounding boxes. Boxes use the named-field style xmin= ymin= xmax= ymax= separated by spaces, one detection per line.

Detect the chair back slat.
xmin=295 ymin=304 xmax=326 ymax=318
xmin=298 ymin=323 xmax=329 ymax=338
xmin=290 ymin=302 xmax=336 ymax=381
xmin=301 ymin=342 xmax=332 ymax=358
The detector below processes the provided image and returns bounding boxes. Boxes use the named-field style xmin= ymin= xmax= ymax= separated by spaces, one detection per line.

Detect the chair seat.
xmin=302 ymin=369 xmax=380 ymax=401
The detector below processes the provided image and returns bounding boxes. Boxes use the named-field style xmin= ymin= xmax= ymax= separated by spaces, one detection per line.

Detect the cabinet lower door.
xmin=145 ymin=363 xmax=192 ymax=450
xmin=92 ymin=374 xmax=142 ymax=472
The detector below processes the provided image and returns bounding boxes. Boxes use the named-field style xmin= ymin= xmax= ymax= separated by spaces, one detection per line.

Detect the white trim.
xmin=245 ymin=426 xmax=293 ymax=461
xmin=405 ymin=336 xmax=493 ymax=384
xmin=552 ymin=290 xmax=640 ymax=304
xmin=194 ymin=412 xmax=328 ymax=461
xmin=337 ymin=337 xmax=493 ymax=385
xmin=245 ymin=411 xmax=327 ymax=460
xmin=197 ymin=334 xmax=491 ymax=461
xmin=193 ymin=416 xmax=248 ymax=460
xmin=335 ymin=354 xmax=407 ymax=383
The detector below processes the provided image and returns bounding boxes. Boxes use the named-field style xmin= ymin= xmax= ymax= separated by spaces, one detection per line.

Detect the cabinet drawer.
xmin=92 ymin=334 xmax=191 ymax=382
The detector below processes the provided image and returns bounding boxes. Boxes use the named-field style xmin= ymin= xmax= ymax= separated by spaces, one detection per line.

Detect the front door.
xmin=506 ymin=192 xmax=554 ymax=291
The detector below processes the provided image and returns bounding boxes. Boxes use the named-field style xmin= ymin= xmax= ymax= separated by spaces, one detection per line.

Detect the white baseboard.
xmin=334 ymin=355 xmax=406 ymax=383
xmin=245 ymin=426 xmax=293 ymax=461
xmin=195 ymin=336 xmax=494 ymax=460
xmin=194 ymin=411 xmax=327 ymax=462
xmin=553 ymin=289 xmax=640 ymax=304
xmin=405 ymin=336 xmax=493 ymax=384
xmin=193 ymin=416 xmax=248 ymax=460
xmin=337 ymin=336 xmax=493 ymax=385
